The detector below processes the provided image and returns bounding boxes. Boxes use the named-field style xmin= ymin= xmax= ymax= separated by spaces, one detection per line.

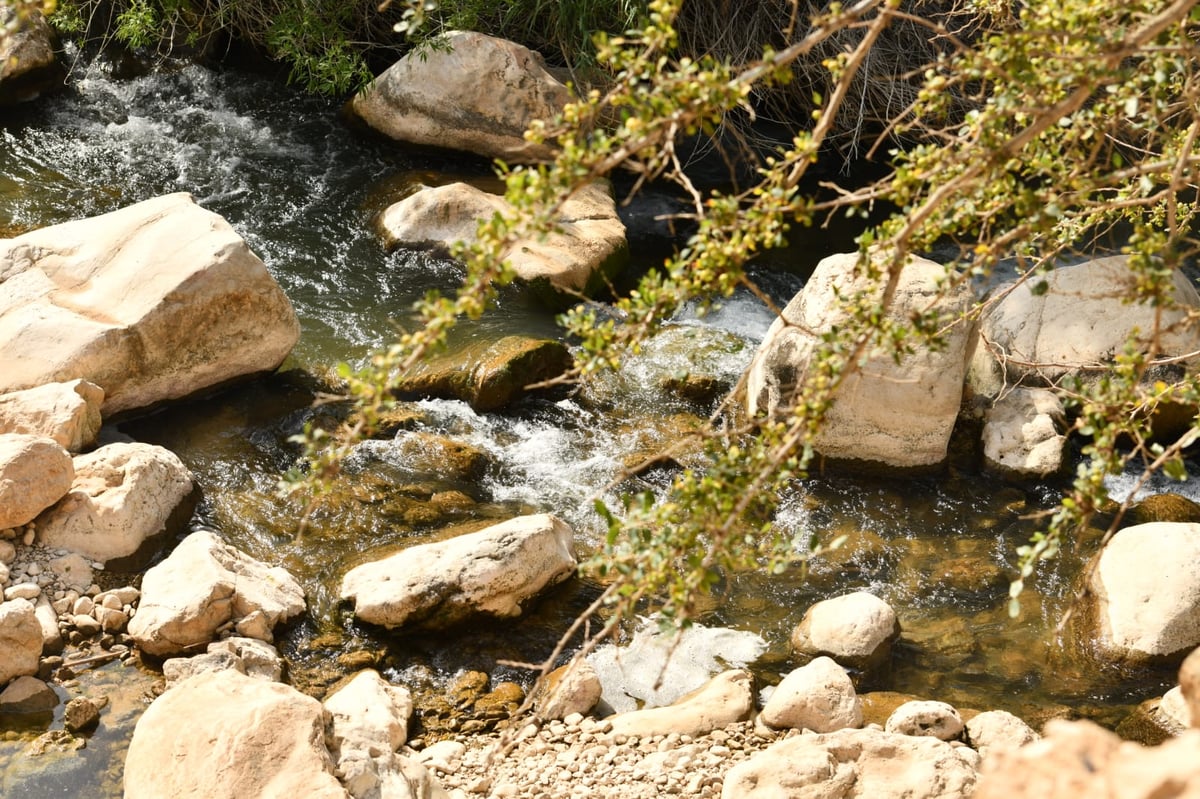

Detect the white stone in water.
xmin=885 ymin=700 xmax=965 ymax=741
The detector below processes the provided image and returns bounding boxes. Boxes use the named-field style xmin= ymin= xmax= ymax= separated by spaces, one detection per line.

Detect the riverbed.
xmin=0 ymin=55 xmax=1187 ymax=797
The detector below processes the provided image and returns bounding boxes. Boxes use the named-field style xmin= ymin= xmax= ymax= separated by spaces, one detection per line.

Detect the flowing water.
xmin=0 ymin=56 xmax=1189 ymax=796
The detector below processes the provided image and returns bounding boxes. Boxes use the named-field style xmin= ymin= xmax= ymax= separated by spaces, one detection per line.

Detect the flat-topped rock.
xmin=0 ymin=193 xmax=300 ymax=416
xmin=340 ymin=513 xmax=575 ymax=630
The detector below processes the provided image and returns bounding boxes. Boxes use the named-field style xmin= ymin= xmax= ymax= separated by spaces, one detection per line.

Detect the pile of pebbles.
xmin=424 ymin=715 xmax=786 ymax=799
xmin=1 ymin=521 xmax=141 ymax=668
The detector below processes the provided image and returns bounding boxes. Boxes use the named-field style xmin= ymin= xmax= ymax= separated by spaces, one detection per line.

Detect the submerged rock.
xmin=36 ymin=442 xmax=195 ymax=565
xmin=124 ymin=669 xmax=347 ymax=799
xmin=722 ymin=725 xmax=979 ymax=799
xmin=128 ymin=530 xmax=306 ymax=657
xmin=0 ymin=379 xmax=104 ymax=453
xmin=393 ymin=334 xmax=573 ymax=411
xmin=0 ymin=192 xmax=301 ymax=416
xmin=340 ymin=513 xmax=576 ymax=630
xmin=0 ymin=433 xmax=73 ymax=530
xmin=378 ymin=181 xmax=628 ymax=297
xmin=350 ymin=31 xmax=570 ymax=163
xmin=745 ymin=252 xmax=973 ymax=469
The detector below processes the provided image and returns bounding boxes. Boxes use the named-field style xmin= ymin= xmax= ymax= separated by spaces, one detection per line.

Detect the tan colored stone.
xmin=378 ymin=181 xmax=627 ymax=296
xmin=0 ymin=598 xmax=42 ymax=685
xmin=972 ymin=719 xmax=1200 ymax=799
xmin=761 ymin=656 xmax=863 ymax=733
xmin=0 ymin=380 xmax=104 ymax=452
xmin=124 ymin=669 xmax=347 ymax=799
xmin=0 ymin=8 xmax=62 ymax=105
xmin=722 ymin=726 xmax=979 ymax=799
xmin=0 ymin=433 xmax=72 ymax=529
xmin=351 ymin=31 xmax=570 ymax=163
xmin=0 ymin=193 xmax=300 ymax=415
xmin=1084 ymin=523 xmax=1200 ymax=666
xmin=533 ymin=659 xmax=602 ymax=720
xmin=36 ymin=442 xmax=194 ymax=564
xmin=885 ymin=700 xmax=964 ymax=741
xmin=746 ymin=252 xmax=974 ymax=469
xmin=791 ymin=591 xmax=900 ymax=675
xmin=128 ymin=531 xmax=305 ymax=657
xmin=981 ymin=387 xmax=1066 ymax=478
xmin=340 ymin=513 xmax=575 ymax=630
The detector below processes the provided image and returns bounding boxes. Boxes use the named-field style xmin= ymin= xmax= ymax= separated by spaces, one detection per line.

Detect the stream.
xmin=0 ymin=56 xmax=1190 ymax=796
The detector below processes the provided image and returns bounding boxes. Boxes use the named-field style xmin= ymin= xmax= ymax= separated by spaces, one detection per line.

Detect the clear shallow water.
xmin=0 ymin=56 xmax=1182 ymax=797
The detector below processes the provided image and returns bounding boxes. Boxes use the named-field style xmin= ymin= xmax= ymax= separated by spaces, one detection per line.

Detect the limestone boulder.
xmin=128 ymin=530 xmax=306 ymax=657
xmin=966 ymin=709 xmax=1040 ymax=760
xmin=350 ymin=31 xmax=570 ymax=163
xmin=0 ymin=598 xmax=42 ymax=685
xmin=162 ymin=637 xmax=285 ymax=686
xmin=36 ymin=442 xmax=194 ymax=564
xmin=124 ymin=669 xmax=347 ymax=799
xmin=0 ymin=434 xmax=72 ymax=530
xmin=0 ymin=675 xmax=57 ymax=713
xmin=0 ymin=379 xmax=104 ymax=452
xmin=606 ymin=669 xmax=756 ymax=739
xmin=1082 ymin=522 xmax=1200 ymax=666
xmin=968 ymin=256 xmax=1200 ymax=436
xmin=981 ymin=387 xmax=1067 ymax=478
xmin=721 ymin=726 xmax=980 ymax=799
xmin=972 ymin=718 xmax=1200 ymax=799
xmin=791 ymin=591 xmax=900 ymax=679
xmin=745 ymin=252 xmax=974 ymax=469
xmin=0 ymin=192 xmax=300 ymax=416
xmin=323 ymin=670 xmax=446 ymax=799
xmin=340 ymin=513 xmax=575 ymax=630
xmin=0 ymin=7 xmax=63 ymax=106
xmin=885 ymin=700 xmax=965 ymax=741
xmin=1182 ymin=646 xmax=1200 ymax=727
xmin=378 ymin=181 xmax=628 ymax=297
xmin=760 ymin=656 xmax=863 ymax=733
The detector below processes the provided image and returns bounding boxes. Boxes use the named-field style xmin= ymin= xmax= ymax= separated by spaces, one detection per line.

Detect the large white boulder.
xmin=36 ymin=442 xmax=194 ymax=564
xmin=340 ymin=513 xmax=575 ymax=630
xmin=969 ymin=256 xmax=1200 ymax=403
xmin=0 ymin=192 xmax=300 ymax=415
xmin=760 ymin=656 xmax=863 ymax=733
xmin=128 ymin=530 xmax=306 ymax=657
xmin=124 ymin=669 xmax=347 ymax=799
xmin=378 ymin=181 xmax=628 ymax=296
xmin=746 ymin=252 xmax=974 ymax=469
xmin=721 ymin=725 xmax=979 ymax=799
xmin=0 ymin=433 xmax=73 ymax=530
xmin=0 ymin=379 xmax=104 ymax=453
xmin=0 ymin=598 xmax=42 ymax=686
xmin=606 ymin=669 xmax=756 ymax=739
xmin=791 ymin=591 xmax=900 ymax=675
xmin=350 ymin=31 xmax=570 ymax=163
xmin=1083 ymin=522 xmax=1200 ymax=666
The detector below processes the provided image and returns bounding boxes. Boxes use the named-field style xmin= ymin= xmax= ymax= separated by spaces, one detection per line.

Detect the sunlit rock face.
xmin=746 ymin=252 xmax=973 ymax=470
xmin=0 ymin=192 xmax=300 ymax=416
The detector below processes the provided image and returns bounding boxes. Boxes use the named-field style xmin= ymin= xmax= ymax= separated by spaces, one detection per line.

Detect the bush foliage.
xmin=283 ymin=0 xmax=1200 ymax=641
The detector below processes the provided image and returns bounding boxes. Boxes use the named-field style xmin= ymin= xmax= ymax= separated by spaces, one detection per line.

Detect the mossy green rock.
xmin=395 ymin=335 xmax=572 ymax=412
